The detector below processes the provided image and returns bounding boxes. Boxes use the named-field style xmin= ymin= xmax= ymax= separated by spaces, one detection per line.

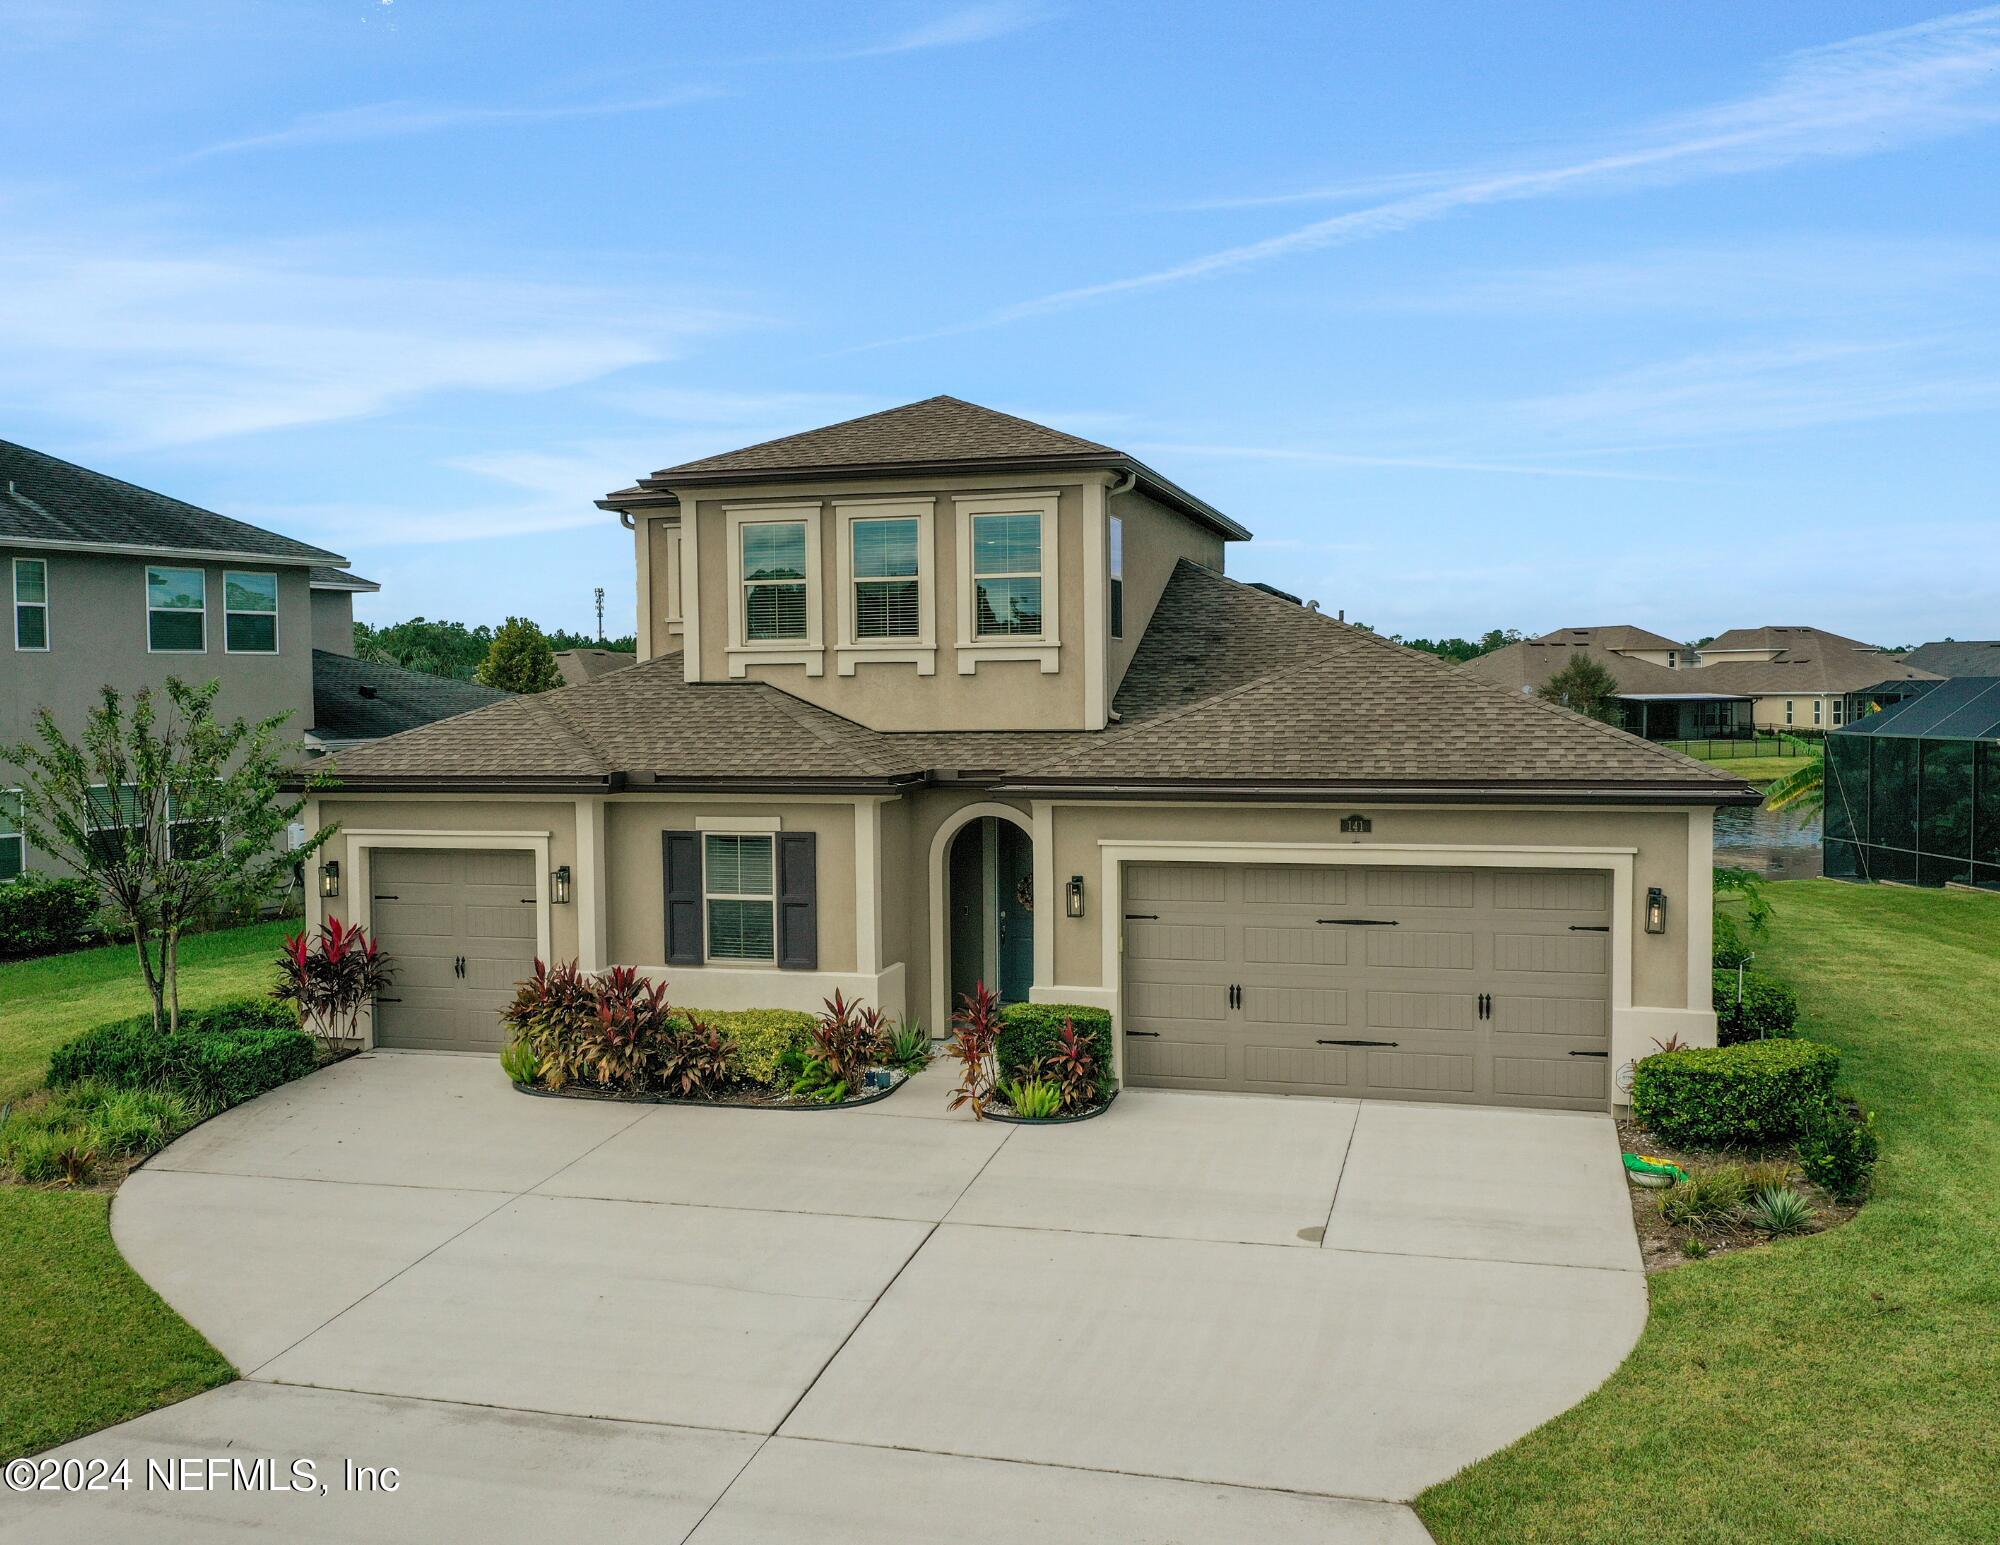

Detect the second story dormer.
xmin=599 ymin=397 xmax=1250 ymax=732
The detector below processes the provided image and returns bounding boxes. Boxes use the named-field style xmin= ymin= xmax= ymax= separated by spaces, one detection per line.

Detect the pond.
xmin=1715 ymin=801 xmax=1823 ymax=880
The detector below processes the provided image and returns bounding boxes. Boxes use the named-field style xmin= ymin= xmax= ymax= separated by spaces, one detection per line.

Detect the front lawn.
xmin=0 ymin=919 xmax=287 ymax=1459
xmin=1418 ymin=881 xmax=2000 ymax=1543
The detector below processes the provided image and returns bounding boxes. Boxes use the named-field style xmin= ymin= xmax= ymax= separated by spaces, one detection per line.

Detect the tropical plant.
xmin=476 ymin=616 xmax=561 ymax=694
xmin=575 ymin=965 xmax=673 ymax=1089
xmin=812 ymin=991 xmax=886 ymax=1089
xmin=2 ymin=678 xmax=333 ymax=1030
xmin=272 ymin=917 xmax=396 ymax=1051
xmin=499 ymin=959 xmax=598 ymax=1089
xmin=1542 ymin=654 xmax=1623 ymax=725
xmin=947 ymin=981 xmax=1003 ymax=1119
xmin=1680 ymin=1235 xmax=1710 ymax=1259
xmin=1763 ymin=751 xmax=1825 ymax=818
xmin=1745 ymin=1185 xmax=1817 ymax=1236
xmin=1036 ymin=1018 xmax=1105 ymax=1114
xmin=887 ymin=1020 xmax=932 ymax=1072
xmin=783 ymin=1048 xmax=849 ymax=1105
xmin=1798 ymin=1098 xmax=1880 ymax=1200
xmin=657 ymin=1012 xmax=736 ymax=1099
xmin=1000 ymin=1077 xmax=1062 ymax=1119
xmin=1658 ymin=1165 xmax=1750 ymax=1230
xmin=499 ymin=1037 xmax=539 ymax=1086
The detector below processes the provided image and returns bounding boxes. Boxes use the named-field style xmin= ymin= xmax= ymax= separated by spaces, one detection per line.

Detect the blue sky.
xmin=3 ymin=1 xmax=1996 ymax=646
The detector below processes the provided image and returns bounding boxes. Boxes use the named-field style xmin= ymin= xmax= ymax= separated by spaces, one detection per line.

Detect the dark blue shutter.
xmin=776 ymin=832 xmax=817 ymax=971
xmin=663 ymin=830 xmax=703 ymax=965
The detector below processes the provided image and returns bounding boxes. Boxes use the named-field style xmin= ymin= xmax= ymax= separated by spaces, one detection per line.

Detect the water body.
xmin=1715 ymin=802 xmax=1823 ymax=880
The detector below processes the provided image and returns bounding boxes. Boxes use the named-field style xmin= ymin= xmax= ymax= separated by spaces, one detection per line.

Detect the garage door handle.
xmin=1124 ymin=913 xmax=1159 ymax=920
xmin=1318 ymin=1038 xmax=1398 ymax=1047
xmin=376 ymin=997 xmax=402 ymax=1004
xmin=373 ymin=894 xmax=398 ymax=901
xmin=1127 ymin=1030 xmax=1161 ymax=1038
xmin=1569 ymin=1050 xmax=1608 ymax=1057
xmin=1318 ymin=918 xmax=1399 ymax=926
xmin=1568 ymin=924 xmax=1608 ymax=932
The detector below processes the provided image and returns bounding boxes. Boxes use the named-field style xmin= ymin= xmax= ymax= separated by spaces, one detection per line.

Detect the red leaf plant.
xmin=813 ymin=990 xmax=889 ymax=1090
xmin=947 ymin=981 xmax=1003 ymax=1119
xmin=1037 ymin=1018 xmax=1103 ymax=1115
xmin=273 ymin=917 xmax=396 ymax=1051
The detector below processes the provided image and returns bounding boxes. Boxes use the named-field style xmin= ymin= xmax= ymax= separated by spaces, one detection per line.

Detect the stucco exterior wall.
xmin=1751 ymin=692 xmax=1839 ymax=732
xmin=3 ymin=548 xmax=316 ymax=753
xmin=310 ymin=589 xmax=356 ymax=655
xmin=675 ymin=472 xmax=1101 ymax=732
xmin=1107 ymin=486 xmax=1226 ymax=696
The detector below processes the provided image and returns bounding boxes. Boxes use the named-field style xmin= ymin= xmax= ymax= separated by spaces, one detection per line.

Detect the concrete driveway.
xmin=6 ymin=1052 xmax=1644 ymax=1543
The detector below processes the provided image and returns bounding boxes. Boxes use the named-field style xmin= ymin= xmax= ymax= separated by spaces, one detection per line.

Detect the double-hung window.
xmin=851 ymin=517 xmax=920 ymax=639
xmin=1108 ymin=515 xmax=1124 ymax=640
xmin=223 ymin=571 xmax=278 ymax=653
xmin=13 ymin=558 xmax=48 ymax=651
xmin=1813 ymin=699 xmax=1823 ymax=727
xmin=147 ymin=566 xmax=206 ymax=652
xmin=971 ymin=513 xmax=1043 ymax=637
xmin=704 ymin=834 xmax=775 ymax=961
xmin=0 ymin=792 xmax=23 ymax=881
xmin=741 ymin=522 xmax=808 ymax=641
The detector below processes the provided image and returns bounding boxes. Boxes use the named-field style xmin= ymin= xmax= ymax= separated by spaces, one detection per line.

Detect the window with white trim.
xmin=83 ymin=783 xmax=218 ymax=864
xmin=223 ymin=571 xmax=278 ymax=653
xmin=1785 ymin=699 xmax=1794 ymax=725
xmin=0 ymin=791 xmax=23 ymax=881
xmin=704 ymin=833 xmax=775 ymax=960
xmin=851 ymin=517 xmax=920 ymax=638
xmin=13 ymin=558 xmax=47 ymax=651
xmin=147 ymin=566 xmax=206 ymax=652
xmin=1813 ymin=699 xmax=1823 ymax=726
xmin=971 ymin=512 xmax=1043 ymax=637
xmin=741 ymin=521 xmax=809 ymax=642
xmin=1108 ymin=515 xmax=1124 ymax=640
xmin=1832 ymin=700 xmax=1844 ymax=725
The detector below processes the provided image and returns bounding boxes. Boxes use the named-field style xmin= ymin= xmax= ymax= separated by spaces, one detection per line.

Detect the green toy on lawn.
xmin=1623 ymin=1151 xmax=1689 ymax=1187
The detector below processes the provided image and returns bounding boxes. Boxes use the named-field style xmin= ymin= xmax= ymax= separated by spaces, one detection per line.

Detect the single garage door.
xmin=370 ymin=848 xmax=538 ymax=1052
xmin=1121 ymin=862 xmax=1611 ymax=1110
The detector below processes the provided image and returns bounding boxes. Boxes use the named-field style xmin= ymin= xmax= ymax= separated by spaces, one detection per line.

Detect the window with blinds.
xmin=971 ymin=512 xmax=1042 ymax=638
xmin=704 ymin=833 xmax=776 ymax=960
xmin=741 ymin=522 xmax=809 ymax=641
xmin=852 ymin=516 xmax=920 ymax=639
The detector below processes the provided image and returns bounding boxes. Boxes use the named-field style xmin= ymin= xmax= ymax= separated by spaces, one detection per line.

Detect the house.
xmin=0 ymin=438 xmax=498 ymax=876
xmin=1685 ymin=625 xmax=1940 ymax=732
xmin=302 ymin=397 xmax=1757 ymax=1113
xmin=1902 ymin=639 xmax=2000 ymax=679
xmin=1826 ymin=676 xmax=2000 ymax=888
xmin=1460 ymin=634 xmax=1754 ymax=740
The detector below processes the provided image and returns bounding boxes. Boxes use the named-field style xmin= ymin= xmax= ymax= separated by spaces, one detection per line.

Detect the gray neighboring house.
xmin=0 ymin=438 xmax=490 ymax=879
xmin=1903 ymin=639 xmax=2000 ymax=679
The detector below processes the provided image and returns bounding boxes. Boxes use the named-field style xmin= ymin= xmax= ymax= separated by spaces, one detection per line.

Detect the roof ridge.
xmin=752 ymin=683 xmax=902 ymax=777
xmin=528 ymin=687 xmax=619 ymax=774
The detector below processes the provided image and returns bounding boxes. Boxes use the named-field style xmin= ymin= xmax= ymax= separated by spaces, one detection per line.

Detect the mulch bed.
xmin=513 ymin=1065 xmax=912 ymax=1111
xmin=1617 ymin=1114 xmax=1861 ymax=1274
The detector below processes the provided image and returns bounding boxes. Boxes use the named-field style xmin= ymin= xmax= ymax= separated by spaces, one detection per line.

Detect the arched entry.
xmin=927 ymin=803 xmax=1035 ymax=1036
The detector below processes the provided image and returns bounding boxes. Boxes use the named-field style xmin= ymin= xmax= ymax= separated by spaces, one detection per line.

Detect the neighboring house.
xmin=1826 ymin=675 xmax=2000 ymax=889
xmin=308 ymin=652 xmax=511 ymax=754
xmin=304 ymin=396 xmax=1757 ymax=1114
xmin=1461 ymin=636 xmax=1754 ymax=740
xmin=553 ymin=647 xmax=637 ymax=687
xmin=1903 ymin=639 xmax=2000 ymax=678
xmin=1466 ymin=622 xmax=1943 ymax=739
xmin=0 ymin=438 xmax=492 ymax=878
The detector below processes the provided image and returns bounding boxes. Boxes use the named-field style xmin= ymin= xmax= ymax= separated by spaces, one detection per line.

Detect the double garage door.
xmin=371 ymin=848 xmax=537 ymax=1053
xmin=1122 ymin=861 xmax=1612 ymax=1110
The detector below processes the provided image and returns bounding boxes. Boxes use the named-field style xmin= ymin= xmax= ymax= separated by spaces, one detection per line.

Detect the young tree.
xmin=477 ymin=616 xmax=561 ymax=694
xmin=1542 ymin=655 xmax=1623 ymax=725
xmin=2 ymin=680 xmax=334 ymax=1031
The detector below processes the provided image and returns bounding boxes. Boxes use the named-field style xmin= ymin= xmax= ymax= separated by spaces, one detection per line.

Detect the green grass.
xmin=0 ymin=920 xmax=292 ymax=1100
xmin=0 ymin=1189 xmax=233 ymax=1461
xmin=0 ymin=922 xmax=286 ymax=1459
xmin=1418 ymin=881 xmax=2000 ymax=1544
xmin=1660 ymin=736 xmax=1810 ymax=761
xmin=1692 ymin=754 xmax=1803 ymax=785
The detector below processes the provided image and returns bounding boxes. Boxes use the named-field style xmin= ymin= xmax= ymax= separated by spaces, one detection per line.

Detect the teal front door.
xmin=995 ymin=819 xmax=1034 ymax=1004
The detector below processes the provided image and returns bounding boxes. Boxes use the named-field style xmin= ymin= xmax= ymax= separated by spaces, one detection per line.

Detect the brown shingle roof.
xmin=1534 ymin=625 xmax=1684 ymax=653
xmin=1463 ymin=640 xmax=1741 ymax=699
xmin=320 ymin=562 xmax=1755 ymax=804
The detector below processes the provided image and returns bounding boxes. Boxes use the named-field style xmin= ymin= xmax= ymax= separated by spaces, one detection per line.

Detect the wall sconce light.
xmin=318 ymin=860 xmax=340 ymax=899
xmin=1645 ymin=886 xmax=1668 ymax=935
xmin=1065 ymin=874 xmax=1086 ymax=918
xmin=551 ymin=865 xmax=573 ymax=906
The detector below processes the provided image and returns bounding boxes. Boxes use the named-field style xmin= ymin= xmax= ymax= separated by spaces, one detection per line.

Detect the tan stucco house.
xmin=306 ymin=397 xmax=1759 ymax=1112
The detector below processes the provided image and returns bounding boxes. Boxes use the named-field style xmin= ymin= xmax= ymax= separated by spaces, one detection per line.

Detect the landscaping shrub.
xmin=0 ymin=873 xmax=103 ymax=959
xmin=1798 ymin=1098 xmax=1880 ymax=1200
xmin=682 ymin=1008 xmax=815 ymax=1087
xmin=997 ymin=1003 xmax=1115 ymax=1098
xmin=1713 ymin=971 xmax=1800 ymax=1046
xmin=1000 ymin=1077 xmax=1062 ymax=1119
xmin=1630 ymin=1038 xmax=1841 ymax=1148
xmin=948 ymin=982 xmax=1004 ymax=1117
xmin=1746 ymin=1185 xmax=1817 ymax=1236
xmin=1658 ymin=1164 xmax=1750 ymax=1229
xmin=46 ymin=998 xmax=316 ymax=1109
xmin=656 ymin=1013 xmax=736 ymax=1099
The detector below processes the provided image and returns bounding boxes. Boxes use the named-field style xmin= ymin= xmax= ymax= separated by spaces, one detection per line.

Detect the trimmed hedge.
xmin=0 ymin=873 xmax=103 ymax=959
xmin=47 ymin=998 xmax=316 ymax=1109
xmin=1630 ymin=1038 xmax=1841 ymax=1148
xmin=678 ymin=1008 xmax=817 ymax=1089
xmin=1713 ymin=970 xmax=1801 ymax=1046
xmin=996 ymin=1003 xmax=1116 ymax=1096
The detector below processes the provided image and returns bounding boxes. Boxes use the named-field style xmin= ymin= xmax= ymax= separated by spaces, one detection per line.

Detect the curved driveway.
xmin=6 ymin=1051 xmax=1645 ymax=1543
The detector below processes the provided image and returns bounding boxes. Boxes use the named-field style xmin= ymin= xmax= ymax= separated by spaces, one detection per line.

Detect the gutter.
xmin=980 ymin=777 xmax=1766 ymax=807
xmin=0 ymin=535 xmax=348 ymax=567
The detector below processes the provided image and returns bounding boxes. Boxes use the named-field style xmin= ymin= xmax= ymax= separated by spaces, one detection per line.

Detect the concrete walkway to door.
xmin=4 ymin=1053 xmax=1645 ymax=1544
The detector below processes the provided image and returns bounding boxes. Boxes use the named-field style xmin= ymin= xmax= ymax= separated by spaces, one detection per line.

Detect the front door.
xmin=995 ymin=819 xmax=1034 ymax=1004
xmin=947 ymin=816 xmax=1036 ymax=1014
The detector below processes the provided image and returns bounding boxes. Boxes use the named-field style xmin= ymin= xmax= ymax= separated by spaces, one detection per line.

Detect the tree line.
xmin=354 ymin=618 xmax=635 ymax=695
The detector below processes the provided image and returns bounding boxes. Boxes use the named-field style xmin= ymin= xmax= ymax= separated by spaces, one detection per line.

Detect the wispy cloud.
xmin=872 ymin=7 xmax=2000 ymax=342
xmin=0 ymin=230 xmax=742 ymax=446
xmin=826 ymin=3 xmax=1048 ymax=60
xmin=189 ymin=86 xmax=722 ymax=158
